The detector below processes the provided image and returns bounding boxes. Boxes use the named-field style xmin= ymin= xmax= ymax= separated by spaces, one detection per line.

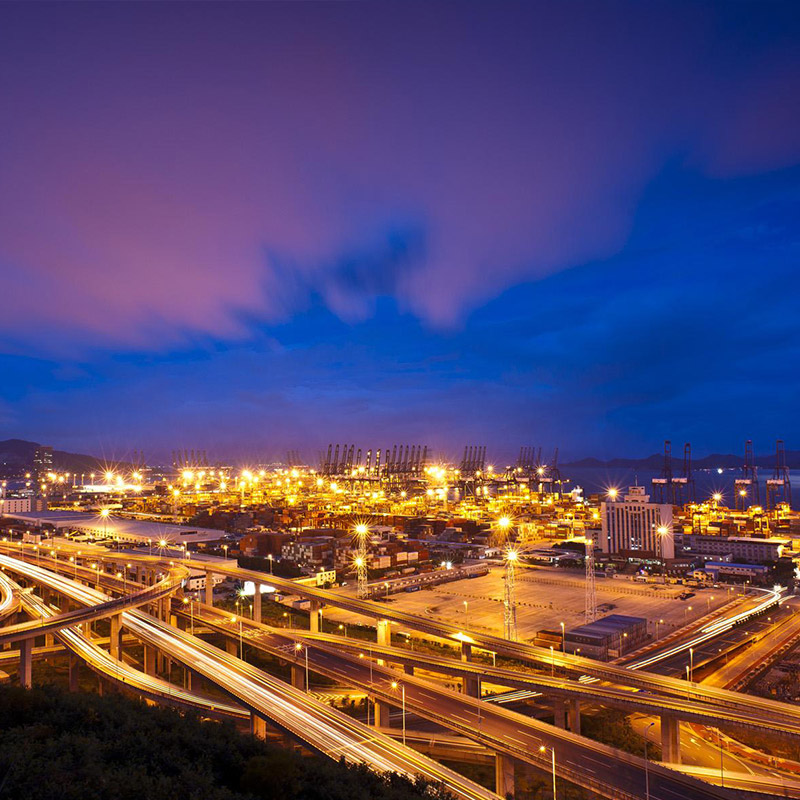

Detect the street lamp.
xmin=391 ymin=681 xmax=406 ymax=746
xmin=689 ymin=647 xmax=694 ymax=683
xmin=230 ymin=615 xmax=243 ymax=660
xmin=644 ymin=721 xmax=655 ymax=800
xmin=559 ymin=621 xmax=565 ymax=653
xmin=268 ymin=554 xmax=274 ymax=575
xmin=539 ymin=745 xmax=557 ymax=800
xmin=183 ymin=597 xmax=195 ymax=634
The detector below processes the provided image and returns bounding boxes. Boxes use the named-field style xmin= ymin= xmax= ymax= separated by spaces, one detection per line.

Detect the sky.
xmin=0 ymin=1 xmax=799 ymax=465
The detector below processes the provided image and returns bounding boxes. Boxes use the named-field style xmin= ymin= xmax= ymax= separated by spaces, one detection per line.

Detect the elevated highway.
xmin=0 ymin=553 xmax=501 ymax=800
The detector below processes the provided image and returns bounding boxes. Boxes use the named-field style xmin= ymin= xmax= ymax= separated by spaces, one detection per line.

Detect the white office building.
xmin=600 ymin=486 xmax=674 ymax=559
xmin=0 ymin=497 xmax=31 ymax=515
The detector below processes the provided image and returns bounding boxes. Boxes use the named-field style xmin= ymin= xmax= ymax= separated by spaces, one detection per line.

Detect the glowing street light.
xmin=539 ymin=745 xmax=557 ymax=799
xmin=391 ymin=681 xmax=406 ymax=746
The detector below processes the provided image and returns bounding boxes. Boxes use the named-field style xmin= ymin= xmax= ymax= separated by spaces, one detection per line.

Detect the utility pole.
xmin=584 ymin=533 xmax=597 ymax=624
xmin=354 ymin=523 xmax=369 ymax=599
xmin=503 ymin=547 xmax=518 ymax=641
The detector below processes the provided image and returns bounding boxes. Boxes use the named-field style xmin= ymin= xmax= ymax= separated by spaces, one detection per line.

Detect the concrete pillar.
xmin=226 ymin=638 xmax=237 ymax=656
xmin=463 ymin=674 xmax=481 ymax=698
xmin=404 ymin=664 xmax=415 ymax=676
xmin=460 ymin=640 xmax=480 ymax=695
xmin=495 ymin=753 xmax=515 ymax=799
xmin=568 ymin=698 xmax=581 ymax=735
xmin=553 ymin=698 xmax=566 ymax=729
xmin=290 ymin=664 xmax=306 ymax=691
xmin=144 ymin=645 xmax=157 ymax=676
xmin=250 ymin=712 xmax=267 ymax=738
xmin=376 ymin=619 xmax=390 ymax=666
xmin=661 ymin=715 xmax=681 ymax=764
xmin=188 ymin=670 xmax=201 ymax=693
xmin=377 ymin=620 xmax=391 ymax=646
xmin=205 ymin=572 xmax=214 ymax=606
xmin=374 ymin=699 xmax=391 ymax=728
xmin=309 ymin=600 xmax=323 ymax=633
xmin=68 ymin=654 xmax=80 ymax=691
xmin=45 ymin=633 xmax=54 ymax=648
xmin=19 ymin=638 xmax=33 ymax=688
xmin=253 ymin=588 xmax=262 ymax=624
xmin=109 ymin=614 xmax=122 ymax=660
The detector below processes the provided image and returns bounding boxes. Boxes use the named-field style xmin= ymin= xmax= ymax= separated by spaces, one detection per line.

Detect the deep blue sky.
xmin=1 ymin=2 xmax=799 ymax=464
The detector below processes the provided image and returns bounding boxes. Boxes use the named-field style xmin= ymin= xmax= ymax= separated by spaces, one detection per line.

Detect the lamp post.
xmin=268 ymin=554 xmax=274 ymax=575
xmin=539 ymin=745 xmax=556 ymax=800
xmin=183 ymin=597 xmax=194 ymax=634
xmin=231 ymin=616 xmax=243 ymax=659
xmin=689 ymin=647 xmax=694 ymax=683
xmin=559 ymin=621 xmax=565 ymax=653
xmin=391 ymin=681 xmax=406 ymax=746
xmin=644 ymin=721 xmax=655 ymax=800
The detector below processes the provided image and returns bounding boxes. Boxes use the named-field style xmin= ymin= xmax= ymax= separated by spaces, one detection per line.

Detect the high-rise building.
xmin=600 ymin=486 xmax=674 ymax=559
xmin=32 ymin=446 xmax=53 ymax=480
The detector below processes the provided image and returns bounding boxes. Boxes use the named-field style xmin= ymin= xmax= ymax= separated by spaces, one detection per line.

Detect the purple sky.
xmin=1 ymin=2 xmax=799 ymax=463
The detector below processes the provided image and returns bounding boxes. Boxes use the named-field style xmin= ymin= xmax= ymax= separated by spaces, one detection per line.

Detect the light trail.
xmin=0 ymin=553 xmax=500 ymax=800
xmin=0 ymin=569 xmax=16 ymax=617
xmin=13 ymin=579 xmax=246 ymax=718
xmin=628 ymin=586 xmax=784 ymax=671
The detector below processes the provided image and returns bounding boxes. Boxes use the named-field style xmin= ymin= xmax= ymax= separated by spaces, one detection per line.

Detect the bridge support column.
xmin=290 ymin=664 xmax=306 ymax=691
xmin=567 ymin=698 xmax=581 ymax=735
xmin=109 ymin=614 xmax=122 ymax=660
xmin=45 ymin=632 xmax=55 ymax=648
xmin=495 ymin=753 xmax=515 ymax=799
xmin=552 ymin=698 xmax=566 ymax=729
xmin=460 ymin=641 xmax=481 ymax=697
xmin=205 ymin=572 xmax=214 ymax=606
xmin=250 ymin=712 xmax=267 ymax=738
xmin=144 ymin=645 xmax=156 ymax=676
xmin=253 ymin=587 xmax=262 ymax=624
xmin=404 ymin=664 xmax=415 ymax=676
xmin=376 ymin=620 xmax=390 ymax=665
xmin=373 ymin=699 xmax=391 ymax=728
xmin=661 ymin=715 xmax=681 ymax=764
xmin=19 ymin=638 xmax=32 ymax=688
xmin=377 ymin=620 xmax=391 ymax=646
xmin=68 ymin=654 xmax=80 ymax=692
xmin=310 ymin=600 xmax=323 ymax=633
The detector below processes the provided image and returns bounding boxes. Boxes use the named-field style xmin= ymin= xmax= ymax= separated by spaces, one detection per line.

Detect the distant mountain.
xmin=0 ymin=439 xmax=130 ymax=476
xmin=565 ymin=450 xmax=800 ymax=470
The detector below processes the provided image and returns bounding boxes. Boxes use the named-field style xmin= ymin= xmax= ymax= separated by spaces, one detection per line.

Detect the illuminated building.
xmin=600 ymin=486 xmax=674 ymax=559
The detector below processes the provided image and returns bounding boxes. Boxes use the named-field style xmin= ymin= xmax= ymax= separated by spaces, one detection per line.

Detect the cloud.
xmin=0 ymin=2 xmax=798 ymax=356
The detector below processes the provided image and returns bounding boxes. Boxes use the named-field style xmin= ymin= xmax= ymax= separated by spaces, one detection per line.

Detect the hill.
xmin=0 ymin=439 xmax=129 ymax=476
xmin=0 ymin=684 xmax=452 ymax=800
